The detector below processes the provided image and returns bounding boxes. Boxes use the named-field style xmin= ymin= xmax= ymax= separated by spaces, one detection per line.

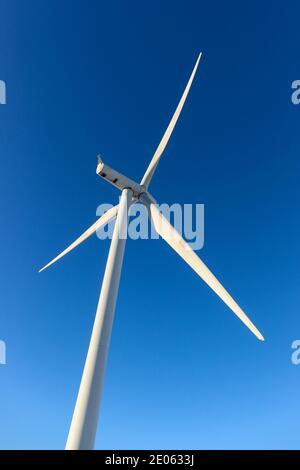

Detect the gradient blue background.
xmin=0 ymin=0 xmax=299 ymax=449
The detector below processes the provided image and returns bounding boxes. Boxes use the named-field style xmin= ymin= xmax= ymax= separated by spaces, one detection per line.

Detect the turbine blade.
xmin=39 ymin=204 xmax=119 ymax=272
xmin=140 ymin=52 xmax=202 ymax=189
xmin=148 ymin=201 xmax=264 ymax=341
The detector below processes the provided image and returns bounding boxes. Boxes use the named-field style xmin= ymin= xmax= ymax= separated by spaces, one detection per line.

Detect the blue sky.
xmin=0 ymin=0 xmax=300 ymax=449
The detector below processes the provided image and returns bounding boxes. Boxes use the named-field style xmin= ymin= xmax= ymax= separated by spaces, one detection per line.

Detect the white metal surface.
xmin=96 ymin=156 xmax=144 ymax=196
xmin=65 ymin=189 xmax=132 ymax=450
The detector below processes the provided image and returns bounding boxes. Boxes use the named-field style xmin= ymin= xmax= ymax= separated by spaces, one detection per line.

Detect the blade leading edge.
xmin=147 ymin=200 xmax=264 ymax=341
xmin=140 ymin=52 xmax=202 ymax=189
xmin=39 ymin=204 xmax=119 ymax=272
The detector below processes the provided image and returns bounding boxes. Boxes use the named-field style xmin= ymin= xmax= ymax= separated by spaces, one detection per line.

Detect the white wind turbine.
xmin=39 ymin=52 xmax=264 ymax=450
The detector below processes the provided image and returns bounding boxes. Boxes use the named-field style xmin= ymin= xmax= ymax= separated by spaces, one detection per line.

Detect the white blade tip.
xmin=38 ymin=263 xmax=51 ymax=273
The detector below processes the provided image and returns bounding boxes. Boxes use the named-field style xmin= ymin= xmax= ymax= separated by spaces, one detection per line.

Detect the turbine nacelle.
xmin=96 ymin=155 xmax=145 ymax=198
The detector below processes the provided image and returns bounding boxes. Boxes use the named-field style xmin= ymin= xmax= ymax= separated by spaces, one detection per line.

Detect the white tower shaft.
xmin=65 ymin=188 xmax=132 ymax=450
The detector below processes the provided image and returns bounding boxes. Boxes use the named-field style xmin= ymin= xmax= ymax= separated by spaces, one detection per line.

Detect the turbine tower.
xmin=39 ymin=52 xmax=264 ymax=450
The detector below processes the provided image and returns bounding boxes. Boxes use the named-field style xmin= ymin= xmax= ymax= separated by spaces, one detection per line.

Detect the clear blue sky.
xmin=0 ymin=0 xmax=299 ymax=450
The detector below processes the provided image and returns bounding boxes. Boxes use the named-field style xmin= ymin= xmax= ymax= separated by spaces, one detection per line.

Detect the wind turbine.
xmin=39 ymin=52 xmax=264 ymax=450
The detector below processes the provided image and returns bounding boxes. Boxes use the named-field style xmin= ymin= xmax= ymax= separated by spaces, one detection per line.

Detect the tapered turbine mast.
xmin=40 ymin=52 xmax=264 ymax=450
